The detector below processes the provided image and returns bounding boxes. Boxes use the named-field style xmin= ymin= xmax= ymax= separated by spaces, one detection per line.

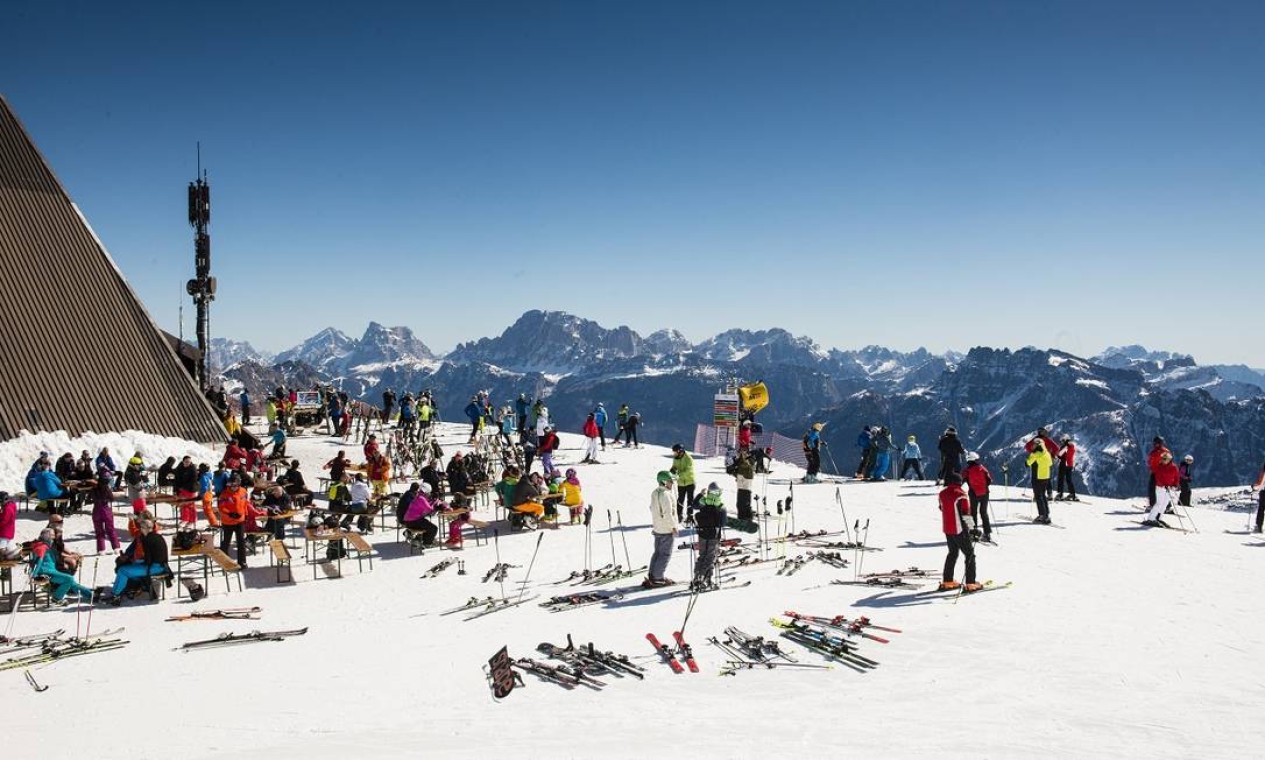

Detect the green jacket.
xmin=670 ymin=452 xmax=695 ymax=487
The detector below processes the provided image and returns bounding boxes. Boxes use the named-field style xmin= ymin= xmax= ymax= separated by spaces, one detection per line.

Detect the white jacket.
xmin=349 ymin=481 xmax=372 ymax=505
xmin=649 ymin=487 xmax=678 ymax=535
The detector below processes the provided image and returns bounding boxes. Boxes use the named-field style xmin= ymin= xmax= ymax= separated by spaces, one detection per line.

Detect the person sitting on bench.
xmin=510 ymin=471 xmax=547 ymax=527
xmin=101 ymin=518 xmax=170 ymax=605
xmin=446 ymin=453 xmax=471 ymax=497
xmin=401 ymin=482 xmax=439 ymax=547
xmin=261 ymin=486 xmax=293 ymax=541
xmin=340 ymin=474 xmax=374 ymax=533
xmin=277 ymin=460 xmax=313 ymax=506
xmin=29 ymin=528 xmax=94 ymax=605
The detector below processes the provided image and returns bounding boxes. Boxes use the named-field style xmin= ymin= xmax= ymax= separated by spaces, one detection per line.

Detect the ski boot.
xmin=937 ymin=580 xmax=961 ymax=592
xmin=962 ymin=582 xmax=984 ymax=593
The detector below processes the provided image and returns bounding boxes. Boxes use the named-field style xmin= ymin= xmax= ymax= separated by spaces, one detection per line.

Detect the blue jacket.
xmin=33 ymin=470 xmax=66 ymax=500
xmin=903 ymin=442 xmax=922 ymax=460
xmin=594 ymin=406 xmax=607 ymax=427
xmin=240 ymin=391 xmax=251 ymax=407
xmin=856 ymin=431 xmax=872 ymax=450
xmin=516 ymin=397 xmax=529 ymax=417
xmin=464 ymin=402 xmax=481 ymax=422
xmin=198 ymin=472 xmax=214 ymax=498
xmin=212 ymin=471 xmax=229 ymax=496
xmin=95 ymin=453 xmax=117 ymax=473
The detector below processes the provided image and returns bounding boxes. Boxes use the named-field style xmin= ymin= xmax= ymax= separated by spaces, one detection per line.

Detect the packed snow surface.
xmin=3 ymin=423 xmax=1263 ymax=759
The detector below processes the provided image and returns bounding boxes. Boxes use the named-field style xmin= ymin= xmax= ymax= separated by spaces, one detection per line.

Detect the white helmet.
xmin=965 ymin=451 xmax=980 ymax=462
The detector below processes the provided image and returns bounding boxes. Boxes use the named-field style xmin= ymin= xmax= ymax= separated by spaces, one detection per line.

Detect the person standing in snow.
xmin=240 ymin=389 xmax=252 ymax=426
xmin=963 ymin=452 xmax=993 ymax=542
xmin=1024 ymin=428 xmax=1059 ymax=497
xmin=623 ymin=411 xmax=642 ymax=448
xmin=938 ymin=474 xmax=982 ymax=593
xmin=936 ymin=427 xmax=965 ymax=484
xmin=612 ymin=403 xmax=630 ymax=446
xmin=1146 ymin=436 xmax=1171 ymax=508
xmin=645 ymin=471 xmax=678 ymax=587
xmin=803 ymin=422 xmax=824 ymax=483
xmin=538 ymin=426 xmax=560 ymax=474
xmin=464 ymin=396 xmax=482 ymax=440
xmin=867 ymin=426 xmax=895 ymax=481
xmin=732 ymin=448 xmax=756 ymax=521
xmin=594 ymin=403 xmax=608 ymax=450
xmin=581 ymin=413 xmax=601 ymax=463
xmin=670 ymin=444 xmax=696 ymax=522
xmin=854 ymin=425 xmax=874 ymax=479
xmin=515 ymin=394 xmax=530 ymax=436
xmin=1143 ymin=452 xmax=1181 ymax=527
xmin=1252 ymin=462 xmax=1265 ymax=534
xmin=688 ymin=483 xmax=727 ymax=590
xmin=1177 ymin=454 xmax=1194 ymax=507
xmin=900 ymin=435 xmax=924 ymax=480
xmin=1026 ymin=440 xmax=1054 ymax=524
xmin=1055 ymin=434 xmax=1079 ymax=501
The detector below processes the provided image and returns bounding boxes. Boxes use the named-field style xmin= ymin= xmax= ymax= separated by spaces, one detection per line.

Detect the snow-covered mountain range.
xmin=213 ymin=310 xmax=1265 ymax=498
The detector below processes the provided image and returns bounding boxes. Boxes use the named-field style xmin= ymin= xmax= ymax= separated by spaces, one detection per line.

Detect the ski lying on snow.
xmin=647 ymin=633 xmax=683 ymax=674
xmin=179 ymin=628 xmax=307 ymax=650
xmin=166 ymin=607 xmax=261 ymax=621
xmin=462 ymin=596 xmax=541 ymax=621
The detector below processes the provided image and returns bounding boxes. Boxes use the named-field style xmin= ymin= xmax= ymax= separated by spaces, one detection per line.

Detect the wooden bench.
xmin=245 ymin=531 xmax=273 ymax=555
xmin=203 ymin=546 xmax=244 ymax=593
xmin=344 ymin=533 xmax=374 ymax=573
xmin=268 ymin=540 xmax=293 ymax=584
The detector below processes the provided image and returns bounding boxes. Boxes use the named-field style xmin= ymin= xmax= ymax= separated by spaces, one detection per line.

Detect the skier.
xmin=900 ymin=435 xmax=924 ymax=480
xmin=644 ymin=471 xmax=678 ymax=588
xmin=731 ymin=448 xmax=755 ymax=521
xmin=1055 ymin=434 xmax=1078 ymax=501
xmin=1177 ymin=454 xmax=1194 ymax=507
xmin=803 ymin=422 xmax=824 ymax=483
xmin=963 ymin=452 xmax=993 ymax=542
xmin=688 ymin=483 xmax=727 ymax=590
xmin=938 ymin=474 xmax=982 ymax=593
xmin=670 ymin=444 xmax=696 ymax=522
xmin=737 ymin=420 xmax=753 ymax=451
xmin=594 ymin=403 xmax=608 ymax=450
xmin=1024 ymin=428 xmax=1059 ymax=498
xmin=382 ymin=388 xmax=396 ymax=424
xmin=89 ymin=476 xmax=121 ymax=554
xmin=867 ymin=426 xmax=894 ymax=481
xmin=217 ymin=474 xmax=255 ymax=567
xmin=936 ymin=427 xmax=965 ymax=484
xmin=854 ymin=425 xmax=873 ymax=479
xmin=624 ymin=412 xmax=642 ymax=448
xmin=1146 ymin=436 xmax=1171 ymax=508
xmin=240 ymin=389 xmax=252 ymax=426
xmin=538 ymin=426 xmax=560 ymax=474
xmin=1253 ymin=462 xmax=1265 ymax=534
xmin=561 ymin=469 xmax=586 ymax=524
xmin=612 ymin=403 xmax=630 ymax=446
xmin=1143 ymin=451 xmax=1180 ymax=527
xmin=464 ymin=396 xmax=482 ymax=440
xmin=515 ymin=393 xmax=530 ymax=435
xmin=1026 ymin=440 xmax=1054 ymax=524
xmin=581 ymin=413 xmax=601 ymax=463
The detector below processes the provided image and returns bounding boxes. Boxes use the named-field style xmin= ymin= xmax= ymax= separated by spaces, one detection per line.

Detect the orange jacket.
xmin=217 ymin=486 xmax=251 ymax=525
xmin=367 ymin=458 xmax=391 ymax=482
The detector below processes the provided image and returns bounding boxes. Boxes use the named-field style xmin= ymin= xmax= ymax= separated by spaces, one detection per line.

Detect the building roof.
xmin=0 ymin=94 xmax=227 ymax=443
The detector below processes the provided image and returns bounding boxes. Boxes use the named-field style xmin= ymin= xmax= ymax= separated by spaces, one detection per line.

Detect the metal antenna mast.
xmin=185 ymin=143 xmax=215 ymax=390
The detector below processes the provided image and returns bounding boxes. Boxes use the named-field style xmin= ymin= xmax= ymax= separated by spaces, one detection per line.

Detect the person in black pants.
xmin=1253 ymin=462 xmax=1265 ymax=533
xmin=623 ymin=412 xmax=641 ymax=448
xmin=936 ymin=427 xmax=965 ymax=484
xmin=937 ymin=474 xmax=981 ymax=593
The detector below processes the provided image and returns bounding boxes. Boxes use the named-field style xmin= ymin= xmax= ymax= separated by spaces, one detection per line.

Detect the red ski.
xmin=647 ymin=633 xmax=683 ymax=673
xmin=673 ymin=631 xmax=699 ymax=673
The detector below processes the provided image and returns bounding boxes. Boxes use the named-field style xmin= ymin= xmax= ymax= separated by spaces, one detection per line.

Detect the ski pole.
xmin=1002 ymin=463 xmax=1010 ymax=520
xmin=852 ymin=520 xmax=861 ymax=580
xmin=607 ymin=510 xmax=618 ymax=569
xmin=83 ymin=556 xmax=101 ymax=639
xmin=583 ymin=513 xmax=591 ymax=573
xmin=493 ymin=529 xmax=506 ymax=601
xmin=617 ymin=511 xmax=632 ymax=570
xmin=517 ymin=532 xmax=545 ymax=604
xmin=857 ymin=520 xmax=871 ymax=579
xmin=835 ymin=488 xmax=852 ymax=544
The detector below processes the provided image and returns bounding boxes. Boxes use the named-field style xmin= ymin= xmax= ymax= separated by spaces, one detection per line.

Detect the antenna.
xmin=185 ymin=143 xmax=215 ymax=390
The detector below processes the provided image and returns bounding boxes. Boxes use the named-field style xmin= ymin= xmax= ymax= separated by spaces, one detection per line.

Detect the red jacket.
xmin=738 ymin=427 xmax=753 ymax=449
xmin=583 ymin=418 xmax=599 ymax=438
xmin=1025 ymin=435 xmax=1060 ymax=458
xmin=224 ymin=443 xmax=246 ymax=470
xmin=939 ymin=484 xmax=972 ymax=535
xmin=539 ymin=432 xmax=560 ymax=454
xmin=1148 ymin=445 xmax=1171 ymax=474
xmin=1154 ymin=461 xmax=1180 ymax=488
xmin=1058 ymin=443 xmax=1075 ymax=468
xmin=963 ymin=462 xmax=991 ymax=496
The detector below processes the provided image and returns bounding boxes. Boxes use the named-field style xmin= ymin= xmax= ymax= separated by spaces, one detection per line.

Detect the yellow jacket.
xmin=561 ymin=481 xmax=583 ymax=506
xmin=1026 ymin=450 xmax=1053 ymax=480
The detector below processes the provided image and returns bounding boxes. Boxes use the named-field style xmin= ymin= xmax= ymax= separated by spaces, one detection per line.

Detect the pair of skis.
xmin=0 ymin=634 xmax=129 ymax=671
xmin=166 ymin=607 xmax=261 ymax=622
xmin=646 ymin=631 xmax=698 ymax=673
xmin=179 ymin=627 xmax=307 ymax=650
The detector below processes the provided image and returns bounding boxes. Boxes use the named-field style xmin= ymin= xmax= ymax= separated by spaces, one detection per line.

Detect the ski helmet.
xmin=707 ymin=482 xmax=721 ymax=493
xmin=965 ymin=451 xmax=979 ymax=462
xmin=1183 ymin=454 xmax=1193 ymax=463
xmin=656 ymin=470 xmax=673 ymax=484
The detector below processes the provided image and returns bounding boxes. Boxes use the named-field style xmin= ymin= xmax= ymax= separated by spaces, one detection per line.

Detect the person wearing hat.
xmin=732 ymin=449 xmax=756 ymax=521
xmin=123 ymin=453 xmax=149 ymax=502
xmin=581 ymin=413 xmax=601 ymax=464
xmin=936 ymin=427 xmax=965 ymax=485
xmin=802 ymin=423 xmax=824 ymax=484
xmin=854 ymin=426 xmax=874 ymax=480
xmin=446 ymin=453 xmax=472 ymax=496
xmin=1144 ymin=451 xmax=1181 ymax=527
xmin=688 ymin=483 xmax=727 ymax=590
xmin=644 ymin=471 xmax=678 ymax=588
xmin=43 ymin=512 xmax=82 ymax=573
xmin=1026 ymin=440 xmax=1054 ymax=524
xmin=668 ymin=444 xmax=697 ymax=522
xmin=1146 ymin=437 xmax=1172 ymax=508
xmin=401 ymin=482 xmax=439 ymax=546
xmin=538 ymin=425 xmax=561 ymax=474
xmin=937 ymin=474 xmax=982 ymax=593
xmin=900 ymin=435 xmax=924 ymax=480
xmin=217 ymin=473 xmax=255 ymax=567
xmin=737 ymin=419 xmax=754 ymax=452
xmin=30 ymin=528 xmax=93 ymax=605
xmin=1177 ymin=454 xmax=1195 ymax=507
xmin=623 ymin=411 xmax=642 ymax=448
xmin=867 ymin=426 xmax=895 ymax=482
xmin=1055 ymin=435 xmax=1079 ymax=501
xmin=89 ymin=474 xmax=121 ymax=554
xmin=963 ymin=452 xmax=993 ymax=542
xmin=594 ymin=403 xmax=608 ymax=450
xmin=95 ymin=447 xmax=120 ymax=489
xmin=612 ymin=403 xmax=630 ymax=446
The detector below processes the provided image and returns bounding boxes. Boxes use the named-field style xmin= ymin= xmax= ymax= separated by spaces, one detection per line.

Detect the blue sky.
xmin=4 ymin=0 xmax=1262 ymax=365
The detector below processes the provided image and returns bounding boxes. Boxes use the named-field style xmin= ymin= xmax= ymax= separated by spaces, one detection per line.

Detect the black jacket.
xmin=140 ymin=531 xmax=169 ymax=569
xmin=938 ymin=433 xmax=965 ymax=461
xmin=691 ymin=494 xmax=727 ymax=540
xmin=172 ymin=463 xmax=199 ymax=493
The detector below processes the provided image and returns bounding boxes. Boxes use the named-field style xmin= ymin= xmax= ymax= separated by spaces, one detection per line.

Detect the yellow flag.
xmin=738 ymin=381 xmax=769 ymax=414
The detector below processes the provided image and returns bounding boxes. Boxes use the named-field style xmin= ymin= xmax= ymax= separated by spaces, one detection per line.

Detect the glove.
xmin=969 ymin=528 xmax=982 ymax=542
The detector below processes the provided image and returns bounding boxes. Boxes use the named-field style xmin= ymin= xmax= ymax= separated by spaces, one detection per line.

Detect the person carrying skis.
xmin=1177 ymin=454 xmax=1194 ymax=507
xmin=1026 ymin=440 xmax=1054 ymax=524
xmin=1143 ymin=451 xmax=1181 ymax=527
xmin=900 ymin=435 xmax=924 ymax=480
xmin=670 ymin=444 xmax=697 ymax=522
xmin=688 ymin=483 xmax=727 ymax=591
xmin=1146 ymin=436 xmax=1171 ymax=508
xmin=936 ymin=427 xmax=965 ymax=484
xmin=1055 ymin=434 xmax=1078 ymax=501
xmin=938 ymin=474 xmax=982 ymax=593
xmin=802 ymin=423 xmax=823 ymax=483
xmin=963 ymin=452 xmax=993 ymax=542
xmin=645 ymin=470 xmax=678 ymax=588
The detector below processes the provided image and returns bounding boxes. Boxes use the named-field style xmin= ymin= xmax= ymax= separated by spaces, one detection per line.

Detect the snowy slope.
xmin=3 ymin=423 xmax=1263 ymax=759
